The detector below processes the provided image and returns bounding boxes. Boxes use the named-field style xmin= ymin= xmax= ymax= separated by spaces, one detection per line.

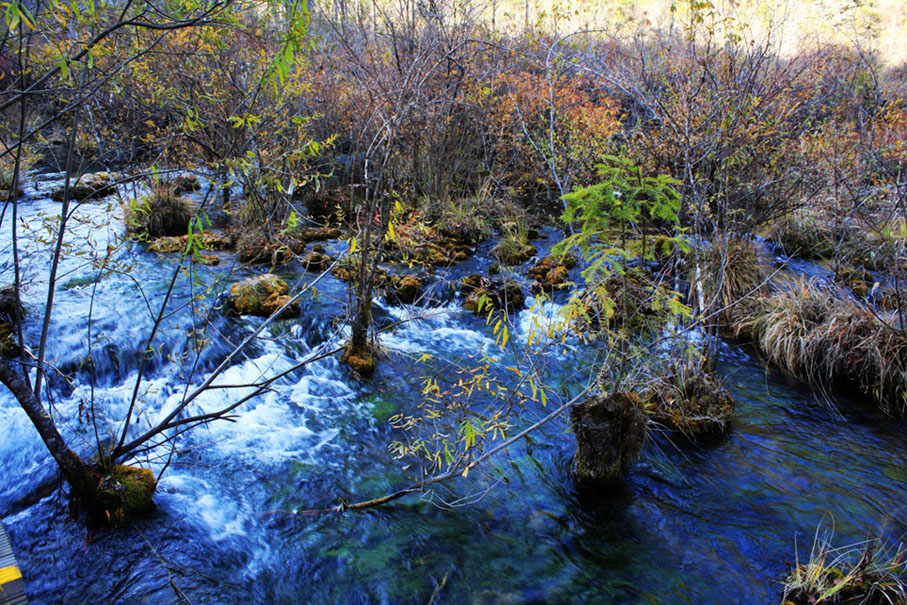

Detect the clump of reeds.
xmin=736 ymin=278 xmax=907 ymax=415
xmin=643 ymin=356 xmax=734 ymax=438
xmin=126 ymin=181 xmax=193 ymax=239
xmin=704 ymin=235 xmax=769 ymax=310
xmin=781 ymin=529 xmax=906 ymax=605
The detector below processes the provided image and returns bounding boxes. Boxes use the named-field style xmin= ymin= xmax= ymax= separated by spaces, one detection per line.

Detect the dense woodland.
xmin=1 ymin=0 xmax=907 ymax=601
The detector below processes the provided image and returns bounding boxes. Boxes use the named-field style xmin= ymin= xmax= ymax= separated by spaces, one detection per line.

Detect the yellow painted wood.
xmin=0 ymin=565 xmax=22 ymax=585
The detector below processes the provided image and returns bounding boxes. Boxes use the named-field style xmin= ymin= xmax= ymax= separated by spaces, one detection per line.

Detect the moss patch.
xmin=95 ymin=465 xmax=155 ymax=524
xmin=340 ymin=345 xmax=377 ymax=374
xmin=229 ymin=273 xmax=299 ymax=318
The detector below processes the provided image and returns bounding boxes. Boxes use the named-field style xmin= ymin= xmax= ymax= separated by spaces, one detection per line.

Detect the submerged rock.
xmin=50 ymin=172 xmax=115 ymax=202
xmin=229 ymin=273 xmax=299 ymax=318
xmin=571 ymin=392 xmax=646 ymax=483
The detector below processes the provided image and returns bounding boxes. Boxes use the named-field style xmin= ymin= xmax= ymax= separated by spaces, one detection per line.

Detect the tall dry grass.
xmin=736 ymin=279 xmax=907 ymax=415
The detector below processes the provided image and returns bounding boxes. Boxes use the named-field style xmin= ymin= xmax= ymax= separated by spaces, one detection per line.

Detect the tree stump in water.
xmin=571 ymin=392 xmax=646 ymax=482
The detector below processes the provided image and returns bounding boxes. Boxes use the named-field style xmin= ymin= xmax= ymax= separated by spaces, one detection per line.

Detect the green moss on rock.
xmin=229 ymin=273 xmax=299 ymax=318
xmin=95 ymin=465 xmax=155 ymax=524
xmin=340 ymin=345 xmax=377 ymax=374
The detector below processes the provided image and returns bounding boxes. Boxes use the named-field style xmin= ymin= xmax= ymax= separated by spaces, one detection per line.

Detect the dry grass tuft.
xmin=782 ymin=528 xmax=906 ymax=605
xmin=737 ymin=279 xmax=907 ymax=415
xmin=126 ymin=182 xmax=193 ymax=239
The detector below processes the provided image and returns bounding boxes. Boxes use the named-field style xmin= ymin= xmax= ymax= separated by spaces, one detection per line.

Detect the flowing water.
xmin=1 ymin=175 xmax=906 ymax=604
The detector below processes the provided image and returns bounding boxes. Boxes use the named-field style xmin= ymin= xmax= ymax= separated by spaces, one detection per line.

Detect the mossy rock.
xmin=388 ymin=274 xmax=423 ymax=305
xmin=331 ymin=259 xmax=389 ymax=285
xmin=571 ymin=392 xmax=646 ymax=482
xmin=172 ymin=174 xmax=200 ymax=194
xmin=492 ymin=243 xmax=537 ymax=266
xmin=229 ymin=274 xmax=299 ymax=318
xmin=148 ymin=236 xmax=184 ymax=254
xmin=0 ymin=323 xmax=19 ymax=357
xmin=0 ymin=188 xmax=24 ymax=201
xmin=148 ymin=231 xmax=235 ymax=255
xmin=0 ymin=285 xmax=24 ymax=324
xmin=340 ymin=345 xmax=376 ymax=374
xmin=296 ymin=226 xmax=343 ymax=242
xmin=193 ymin=253 xmax=220 ymax=266
xmin=646 ymin=372 xmax=735 ymax=438
xmin=834 ymin=266 xmax=874 ymax=299
xmin=50 ymin=172 xmax=115 ymax=202
xmin=461 ymin=273 xmax=484 ymax=291
xmin=463 ymin=278 xmax=524 ymax=314
xmin=95 ymin=465 xmax=155 ymax=524
xmin=236 ymin=233 xmax=294 ymax=265
xmin=528 ymin=254 xmax=576 ymax=291
xmin=301 ymin=245 xmax=335 ymax=273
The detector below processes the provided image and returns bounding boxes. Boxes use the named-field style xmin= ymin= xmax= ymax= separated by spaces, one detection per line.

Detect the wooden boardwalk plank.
xmin=0 ymin=521 xmax=27 ymax=605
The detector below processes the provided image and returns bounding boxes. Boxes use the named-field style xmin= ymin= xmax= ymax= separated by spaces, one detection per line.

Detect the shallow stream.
xmin=1 ymin=175 xmax=905 ymax=603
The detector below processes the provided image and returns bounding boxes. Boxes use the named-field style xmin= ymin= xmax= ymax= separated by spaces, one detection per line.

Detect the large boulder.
xmin=228 ymin=274 xmax=299 ymax=318
xmin=50 ymin=172 xmax=116 ymax=202
xmin=571 ymin=392 xmax=646 ymax=483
